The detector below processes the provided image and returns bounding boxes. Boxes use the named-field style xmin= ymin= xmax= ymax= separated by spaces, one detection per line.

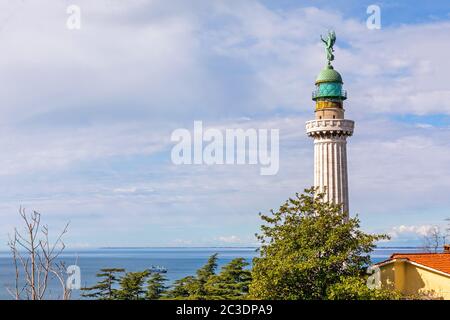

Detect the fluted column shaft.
xmin=306 ymin=119 xmax=354 ymax=216
xmin=313 ymin=136 xmax=348 ymax=213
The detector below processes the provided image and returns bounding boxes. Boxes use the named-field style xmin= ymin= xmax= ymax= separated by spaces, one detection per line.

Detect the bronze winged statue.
xmin=320 ymin=30 xmax=336 ymax=65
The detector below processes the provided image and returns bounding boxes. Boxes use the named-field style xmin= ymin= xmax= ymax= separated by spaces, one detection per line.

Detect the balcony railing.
xmin=312 ymin=89 xmax=347 ymax=99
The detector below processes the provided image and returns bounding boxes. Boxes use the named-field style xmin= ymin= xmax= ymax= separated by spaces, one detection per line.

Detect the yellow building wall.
xmin=379 ymin=261 xmax=450 ymax=299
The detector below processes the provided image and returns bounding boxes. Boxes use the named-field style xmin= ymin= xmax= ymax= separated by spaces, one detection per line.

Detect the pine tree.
xmin=146 ymin=273 xmax=168 ymax=300
xmin=166 ymin=276 xmax=197 ymax=299
xmin=115 ymin=270 xmax=150 ymax=300
xmin=166 ymin=254 xmax=219 ymax=299
xmin=81 ymin=268 xmax=125 ymax=300
xmin=206 ymin=258 xmax=252 ymax=299
xmin=192 ymin=253 xmax=218 ymax=299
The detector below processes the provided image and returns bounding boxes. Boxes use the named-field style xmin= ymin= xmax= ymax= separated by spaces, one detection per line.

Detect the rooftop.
xmin=377 ymin=252 xmax=450 ymax=276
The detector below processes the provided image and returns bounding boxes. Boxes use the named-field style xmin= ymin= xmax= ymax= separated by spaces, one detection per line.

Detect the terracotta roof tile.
xmin=389 ymin=253 xmax=450 ymax=275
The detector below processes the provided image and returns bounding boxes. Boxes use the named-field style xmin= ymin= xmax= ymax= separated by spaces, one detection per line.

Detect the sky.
xmin=0 ymin=0 xmax=449 ymax=248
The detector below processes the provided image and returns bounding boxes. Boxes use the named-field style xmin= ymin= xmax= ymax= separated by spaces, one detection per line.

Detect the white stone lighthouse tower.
xmin=306 ymin=31 xmax=354 ymax=214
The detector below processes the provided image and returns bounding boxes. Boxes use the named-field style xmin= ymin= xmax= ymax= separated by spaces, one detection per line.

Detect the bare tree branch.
xmin=422 ymin=226 xmax=446 ymax=253
xmin=7 ymin=208 xmax=71 ymax=300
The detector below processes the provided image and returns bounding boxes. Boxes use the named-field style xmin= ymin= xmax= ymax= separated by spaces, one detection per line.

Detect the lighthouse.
xmin=305 ymin=31 xmax=354 ymax=214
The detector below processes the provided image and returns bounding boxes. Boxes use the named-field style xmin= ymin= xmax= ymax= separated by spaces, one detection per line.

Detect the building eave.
xmin=375 ymin=258 xmax=450 ymax=278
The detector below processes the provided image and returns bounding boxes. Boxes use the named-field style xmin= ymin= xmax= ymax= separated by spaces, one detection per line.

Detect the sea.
xmin=0 ymin=247 xmax=423 ymax=300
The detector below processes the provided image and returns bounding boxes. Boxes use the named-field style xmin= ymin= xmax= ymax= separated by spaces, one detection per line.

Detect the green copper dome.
xmin=312 ymin=65 xmax=347 ymax=101
xmin=315 ymin=65 xmax=343 ymax=84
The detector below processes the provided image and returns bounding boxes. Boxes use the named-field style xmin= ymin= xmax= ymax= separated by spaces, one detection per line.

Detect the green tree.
xmin=81 ymin=268 xmax=125 ymax=300
xmin=326 ymin=276 xmax=401 ymax=300
xmin=146 ymin=273 xmax=168 ymax=300
xmin=192 ymin=253 xmax=219 ymax=299
xmin=115 ymin=270 xmax=150 ymax=300
xmin=206 ymin=258 xmax=252 ymax=299
xmin=249 ymin=187 xmax=389 ymax=300
xmin=166 ymin=276 xmax=197 ymax=299
xmin=165 ymin=254 xmax=218 ymax=299
xmin=166 ymin=255 xmax=251 ymax=300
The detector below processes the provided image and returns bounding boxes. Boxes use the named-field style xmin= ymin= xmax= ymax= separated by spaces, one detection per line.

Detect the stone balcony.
xmin=305 ymin=119 xmax=354 ymax=137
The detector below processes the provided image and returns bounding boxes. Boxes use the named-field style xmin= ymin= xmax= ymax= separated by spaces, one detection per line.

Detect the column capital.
xmin=305 ymin=119 xmax=354 ymax=138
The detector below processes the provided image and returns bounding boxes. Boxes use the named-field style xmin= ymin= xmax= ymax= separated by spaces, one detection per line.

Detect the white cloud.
xmin=415 ymin=123 xmax=434 ymax=129
xmin=389 ymin=225 xmax=437 ymax=238
xmin=217 ymin=235 xmax=242 ymax=244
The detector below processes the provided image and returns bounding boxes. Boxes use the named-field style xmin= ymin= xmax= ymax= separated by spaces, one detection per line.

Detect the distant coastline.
xmin=0 ymin=246 xmax=427 ymax=253
xmin=99 ymin=246 xmax=260 ymax=249
xmin=98 ymin=246 xmax=424 ymax=249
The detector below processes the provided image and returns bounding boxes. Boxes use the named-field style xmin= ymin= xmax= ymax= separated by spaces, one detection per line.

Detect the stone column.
xmin=306 ymin=119 xmax=354 ymax=215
